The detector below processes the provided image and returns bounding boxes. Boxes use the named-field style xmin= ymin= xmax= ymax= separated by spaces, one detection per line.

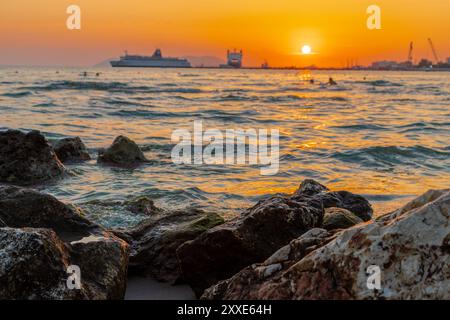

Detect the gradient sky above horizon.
xmin=1 ymin=0 xmax=449 ymax=67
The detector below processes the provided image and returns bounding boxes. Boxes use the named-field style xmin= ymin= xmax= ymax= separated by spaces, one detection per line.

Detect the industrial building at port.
xmin=369 ymin=39 xmax=450 ymax=71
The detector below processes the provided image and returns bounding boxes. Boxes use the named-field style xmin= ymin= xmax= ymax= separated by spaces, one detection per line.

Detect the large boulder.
xmin=202 ymin=228 xmax=336 ymax=299
xmin=52 ymin=137 xmax=91 ymax=163
xmin=69 ymin=232 xmax=129 ymax=299
xmin=177 ymin=193 xmax=325 ymax=296
xmin=0 ymin=130 xmax=66 ymax=185
xmin=0 ymin=227 xmax=82 ymax=300
xmin=203 ymin=189 xmax=450 ymax=300
xmin=98 ymin=136 xmax=148 ymax=165
xmin=0 ymin=186 xmax=129 ymax=300
xmin=115 ymin=208 xmax=224 ymax=283
xmin=177 ymin=179 xmax=372 ymax=296
xmin=0 ymin=186 xmax=94 ymax=234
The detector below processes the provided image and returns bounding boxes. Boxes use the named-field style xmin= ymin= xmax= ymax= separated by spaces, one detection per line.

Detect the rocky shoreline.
xmin=0 ymin=129 xmax=448 ymax=299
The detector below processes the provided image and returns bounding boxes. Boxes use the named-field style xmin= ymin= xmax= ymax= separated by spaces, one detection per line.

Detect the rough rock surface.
xmin=125 ymin=196 xmax=162 ymax=215
xmin=0 ymin=130 xmax=66 ymax=185
xmin=202 ymin=228 xmax=336 ymax=299
xmin=203 ymin=189 xmax=450 ymax=300
xmin=98 ymin=136 xmax=147 ymax=165
xmin=52 ymin=137 xmax=91 ymax=163
xmin=0 ymin=186 xmax=129 ymax=300
xmin=0 ymin=228 xmax=79 ymax=299
xmin=115 ymin=208 xmax=224 ymax=283
xmin=177 ymin=179 xmax=372 ymax=296
xmin=323 ymin=207 xmax=364 ymax=231
xmin=292 ymin=180 xmax=373 ymax=221
xmin=177 ymin=189 xmax=325 ymax=296
xmin=0 ymin=186 xmax=94 ymax=233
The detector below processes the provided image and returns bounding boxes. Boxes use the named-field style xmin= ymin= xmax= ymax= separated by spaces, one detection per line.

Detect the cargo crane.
xmin=427 ymin=38 xmax=440 ymax=64
xmin=407 ymin=42 xmax=413 ymax=63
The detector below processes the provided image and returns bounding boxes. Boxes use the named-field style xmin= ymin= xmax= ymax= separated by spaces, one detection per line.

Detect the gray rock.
xmin=203 ymin=189 xmax=450 ymax=300
xmin=202 ymin=228 xmax=335 ymax=299
xmin=291 ymin=179 xmax=373 ymax=221
xmin=0 ymin=186 xmax=129 ymax=300
xmin=98 ymin=136 xmax=147 ymax=165
xmin=177 ymin=193 xmax=325 ymax=296
xmin=124 ymin=196 xmax=162 ymax=215
xmin=0 ymin=186 xmax=93 ymax=234
xmin=295 ymin=179 xmax=329 ymax=196
xmin=69 ymin=231 xmax=129 ymax=299
xmin=116 ymin=208 xmax=224 ymax=283
xmin=323 ymin=207 xmax=364 ymax=230
xmin=177 ymin=179 xmax=372 ymax=297
xmin=0 ymin=227 xmax=80 ymax=300
xmin=0 ymin=130 xmax=66 ymax=185
xmin=52 ymin=137 xmax=91 ymax=163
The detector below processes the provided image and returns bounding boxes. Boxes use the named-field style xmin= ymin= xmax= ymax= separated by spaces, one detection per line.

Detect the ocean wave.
xmin=22 ymin=80 xmax=205 ymax=94
xmin=330 ymin=124 xmax=387 ymax=131
xmin=330 ymin=145 xmax=449 ymax=168
xmin=33 ymin=102 xmax=58 ymax=107
xmin=178 ymin=73 xmax=201 ymax=77
xmin=97 ymin=97 xmax=157 ymax=107
xmin=2 ymin=91 xmax=33 ymax=97
xmin=357 ymin=80 xmax=403 ymax=87
xmin=263 ymin=95 xmax=303 ymax=102
xmin=24 ymin=80 xmax=129 ymax=91
xmin=221 ymin=88 xmax=251 ymax=93
xmin=108 ymin=109 xmax=197 ymax=118
xmin=398 ymin=121 xmax=450 ymax=133
xmin=314 ymin=96 xmax=348 ymax=102
xmin=367 ymin=87 xmax=400 ymax=94
xmin=0 ymin=81 xmax=23 ymax=85
xmin=213 ymin=94 xmax=256 ymax=102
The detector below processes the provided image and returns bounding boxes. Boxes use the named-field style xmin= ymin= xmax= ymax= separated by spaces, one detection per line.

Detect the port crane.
xmin=407 ymin=42 xmax=413 ymax=63
xmin=427 ymin=38 xmax=440 ymax=63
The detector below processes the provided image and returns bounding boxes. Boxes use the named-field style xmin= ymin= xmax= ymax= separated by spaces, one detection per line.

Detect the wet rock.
xmin=177 ymin=194 xmax=325 ymax=296
xmin=0 ymin=129 xmax=66 ymax=185
xmin=313 ymin=191 xmax=373 ymax=221
xmin=202 ymin=228 xmax=336 ymax=299
xmin=323 ymin=207 xmax=364 ymax=230
xmin=117 ymin=208 xmax=224 ymax=283
xmin=98 ymin=136 xmax=147 ymax=165
xmin=203 ymin=189 xmax=450 ymax=300
xmin=69 ymin=232 xmax=129 ymax=299
xmin=0 ymin=227 xmax=82 ymax=299
xmin=52 ymin=137 xmax=91 ymax=163
xmin=295 ymin=179 xmax=329 ymax=196
xmin=293 ymin=180 xmax=373 ymax=221
xmin=177 ymin=179 xmax=372 ymax=296
xmin=0 ymin=186 xmax=129 ymax=300
xmin=125 ymin=196 xmax=161 ymax=215
xmin=0 ymin=186 xmax=93 ymax=234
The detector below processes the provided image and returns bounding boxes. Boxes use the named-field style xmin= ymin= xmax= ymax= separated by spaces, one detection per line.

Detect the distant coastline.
xmin=2 ymin=64 xmax=449 ymax=72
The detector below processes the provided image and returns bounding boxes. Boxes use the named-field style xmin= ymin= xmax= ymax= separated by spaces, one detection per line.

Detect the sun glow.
xmin=301 ymin=45 xmax=312 ymax=55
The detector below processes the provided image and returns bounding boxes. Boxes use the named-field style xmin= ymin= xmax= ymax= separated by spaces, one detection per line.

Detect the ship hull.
xmin=110 ymin=60 xmax=191 ymax=68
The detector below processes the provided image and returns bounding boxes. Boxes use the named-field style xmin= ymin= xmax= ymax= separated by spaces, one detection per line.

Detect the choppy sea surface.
xmin=0 ymin=67 xmax=449 ymax=228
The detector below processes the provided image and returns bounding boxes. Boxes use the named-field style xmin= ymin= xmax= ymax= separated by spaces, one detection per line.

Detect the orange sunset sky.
xmin=0 ymin=0 xmax=449 ymax=67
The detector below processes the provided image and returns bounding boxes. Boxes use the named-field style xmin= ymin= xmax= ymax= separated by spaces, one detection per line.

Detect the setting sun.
xmin=301 ymin=45 xmax=312 ymax=55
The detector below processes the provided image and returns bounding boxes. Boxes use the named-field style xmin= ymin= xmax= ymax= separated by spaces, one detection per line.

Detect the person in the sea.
xmin=309 ymin=78 xmax=315 ymax=84
xmin=328 ymin=77 xmax=337 ymax=85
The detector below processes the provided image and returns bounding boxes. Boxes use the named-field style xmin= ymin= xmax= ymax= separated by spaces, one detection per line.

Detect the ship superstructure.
xmin=220 ymin=49 xmax=243 ymax=68
xmin=111 ymin=49 xmax=191 ymax=68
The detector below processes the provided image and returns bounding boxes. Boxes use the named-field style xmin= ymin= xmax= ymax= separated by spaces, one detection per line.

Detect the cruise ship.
xmin=110 ymin=49 xmax=191 ymax=68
